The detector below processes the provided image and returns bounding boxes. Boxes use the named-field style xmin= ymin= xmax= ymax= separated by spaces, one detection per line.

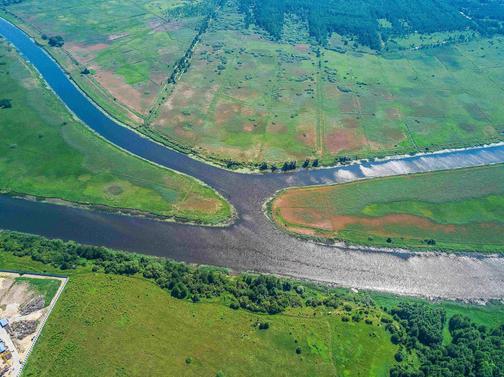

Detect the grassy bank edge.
xmin=0 ymin=21 xmax=235 ymax=226
xmin=265 ymin=165 xmax=504 ymax=254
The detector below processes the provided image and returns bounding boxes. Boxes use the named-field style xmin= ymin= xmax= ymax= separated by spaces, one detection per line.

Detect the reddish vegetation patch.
xmin=324 ymin=127 xmax=367 ymax=154
xmin=296 ymin=125 xmax=317 ymax=148
xmin=268 ymin=122 xmax=288 ymax=135
xmin=294 ymin=44 xmax=309 ymax=53
xmin=215 ymin=102 xmax=258 ymax=127
xmin=177 ymin=194 xmax=221 ymax=214
xmin=66 ymin=43 xmax=109 ymax=64
xmin=228 ymin=87 xmax=259 ymax=102
xmin=93 ymin=69 xmax=147 ymax=114
xmin=274 ymin=200 xmax=461 ymax=239
xmin=342 ymin=118 xmax=359 ymax=129
xmin=215 ymin=102 xmax=242 ymax=125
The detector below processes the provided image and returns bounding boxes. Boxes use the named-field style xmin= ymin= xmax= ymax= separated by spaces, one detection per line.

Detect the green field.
xmin=271 ymin=164 xmax=504 ymax=252
xmin=3 ymin=0 xmax=503 ymax=168
xmin=24 ymin=274 xmax=397 ymax=377
xmin=0 ymin=253 xmax=397 ymax=377
xmin=0 ymin=38 xmax=231 ymax=224
xmin=0 ymin=231 xmax=501 ymax=377
xmin=151 ymin=2 xmax=504 ymax=167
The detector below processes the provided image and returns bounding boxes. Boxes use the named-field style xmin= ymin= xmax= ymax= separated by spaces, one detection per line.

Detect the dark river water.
xmin=1 ymin=17 xmax=504 ymax=300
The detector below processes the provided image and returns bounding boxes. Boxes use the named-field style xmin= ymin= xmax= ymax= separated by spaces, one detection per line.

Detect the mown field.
xmin=0 ymin=38 xmax=231 ymax=225
xmin=271 ymin=164 xmax=504 ymax=252
xmin=3 ymin=0 xmax=503 ymax=168
xmin=0 ymin=231 xmax=502 ymax=377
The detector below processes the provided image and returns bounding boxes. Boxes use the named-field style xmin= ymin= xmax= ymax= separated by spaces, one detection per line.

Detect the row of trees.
xmin=1 ymin=231 xmax=502 ymax=376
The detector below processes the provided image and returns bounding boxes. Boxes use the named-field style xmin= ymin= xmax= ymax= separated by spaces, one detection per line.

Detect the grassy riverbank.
xmin=0 ymin=38 xmax=232 ymax=225
xmin=0 ymin=231 xmax=502 ymax=377
xmin=271 ymin=164 xmax=504 ymax=252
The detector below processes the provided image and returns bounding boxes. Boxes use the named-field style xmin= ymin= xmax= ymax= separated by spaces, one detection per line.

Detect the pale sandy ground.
xmin=0 ymin=272 xmax=67 ymax=377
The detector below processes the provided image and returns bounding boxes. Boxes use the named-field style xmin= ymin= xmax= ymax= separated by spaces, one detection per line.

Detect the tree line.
xmin=0 ymin=230 xmax=502 ymax=376
xmin=237 ymin=0 xmax=504 ymax=49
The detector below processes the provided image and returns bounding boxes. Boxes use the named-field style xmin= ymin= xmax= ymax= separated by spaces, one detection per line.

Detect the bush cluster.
xmin=388 ymin=303 xmax=504 ymax=377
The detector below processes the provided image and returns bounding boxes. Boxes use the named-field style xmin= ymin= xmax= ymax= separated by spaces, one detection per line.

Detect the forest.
xmin=237 ymin=0 xmax=504 ymax=48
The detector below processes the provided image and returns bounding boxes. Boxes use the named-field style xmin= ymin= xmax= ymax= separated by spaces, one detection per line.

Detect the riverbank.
xmin=0 ymin=34 xmax=233 ymax=226
xmin=269 ymin=164 xmax=504 ymax=253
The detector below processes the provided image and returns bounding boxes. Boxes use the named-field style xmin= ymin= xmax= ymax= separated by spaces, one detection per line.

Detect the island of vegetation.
xmin=270 ymin=164 xmax=504 ymax=252
xmin=0 ymin=37 xmax=232 ymax=225
xmin=2 ymin=0 xmax=504 ymax=169
xmin=0 ymin=231 xmax=502 ymax=377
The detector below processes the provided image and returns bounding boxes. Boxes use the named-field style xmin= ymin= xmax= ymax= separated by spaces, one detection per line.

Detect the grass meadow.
xmin=3 ymin=0 xmax=503 ymax=167
xmin=150 ymin=1 xmax=504 ymax=166
xmin=0 ymin=38 xmax=231 ymax=224
xmin=0 ymin=253 xmax=397 ymax=377
xmin=271 ymin=164 xmax=504 ymax=252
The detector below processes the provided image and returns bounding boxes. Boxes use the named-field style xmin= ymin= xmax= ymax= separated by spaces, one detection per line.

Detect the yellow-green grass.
xmin=0 ymin=252 xmax=397 ymax=377
xmin=0 ymin=39 xmax=231 ymax=224
xmin=271 ymin=164 xmax=504 ymax=252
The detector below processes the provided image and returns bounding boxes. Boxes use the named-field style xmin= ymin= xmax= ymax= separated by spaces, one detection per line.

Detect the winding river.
xmin=1 ymin=17 xmax=504 ymax=300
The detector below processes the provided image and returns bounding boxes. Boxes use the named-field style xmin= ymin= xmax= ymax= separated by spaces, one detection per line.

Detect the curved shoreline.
xmin=264 ymin=164 xmax=504 ymax=254
xmin=1 ymin=16 xmax=504 ymax=300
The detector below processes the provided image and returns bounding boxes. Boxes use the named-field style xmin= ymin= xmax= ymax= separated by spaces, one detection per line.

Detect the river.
xmin=1 ymin=17 xmax=504 ymax=300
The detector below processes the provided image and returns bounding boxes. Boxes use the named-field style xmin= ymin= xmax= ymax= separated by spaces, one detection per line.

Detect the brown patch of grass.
xmin=275 ymin=203 xmax=460 ymax=239
xmin=93 ymin=69 xmax=147 ymax=114
xmin=294 ymin=44 xmax=309 ymax=53
xmin=66 ymin=43 xmax=109 ymax=64
xmin=324 ymin=127 xmax=367 ymax=154
xmin=177 ymin=194 xmax=222 ymax=214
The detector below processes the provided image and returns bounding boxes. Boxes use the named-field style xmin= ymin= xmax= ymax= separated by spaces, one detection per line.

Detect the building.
xmin=0 ymin=320 xmax=7 ymax=328
xmin=0 ymin=341 xmax=5 ymax=353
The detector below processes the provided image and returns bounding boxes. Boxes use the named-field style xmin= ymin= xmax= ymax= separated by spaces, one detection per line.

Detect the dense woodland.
xmin=0 ymin=231 xmax=503 ymax=376
xmin=389 ymin=303 xmax=504 ymax=377
xmin=237 ymin=0 xmax=504 ymax=49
